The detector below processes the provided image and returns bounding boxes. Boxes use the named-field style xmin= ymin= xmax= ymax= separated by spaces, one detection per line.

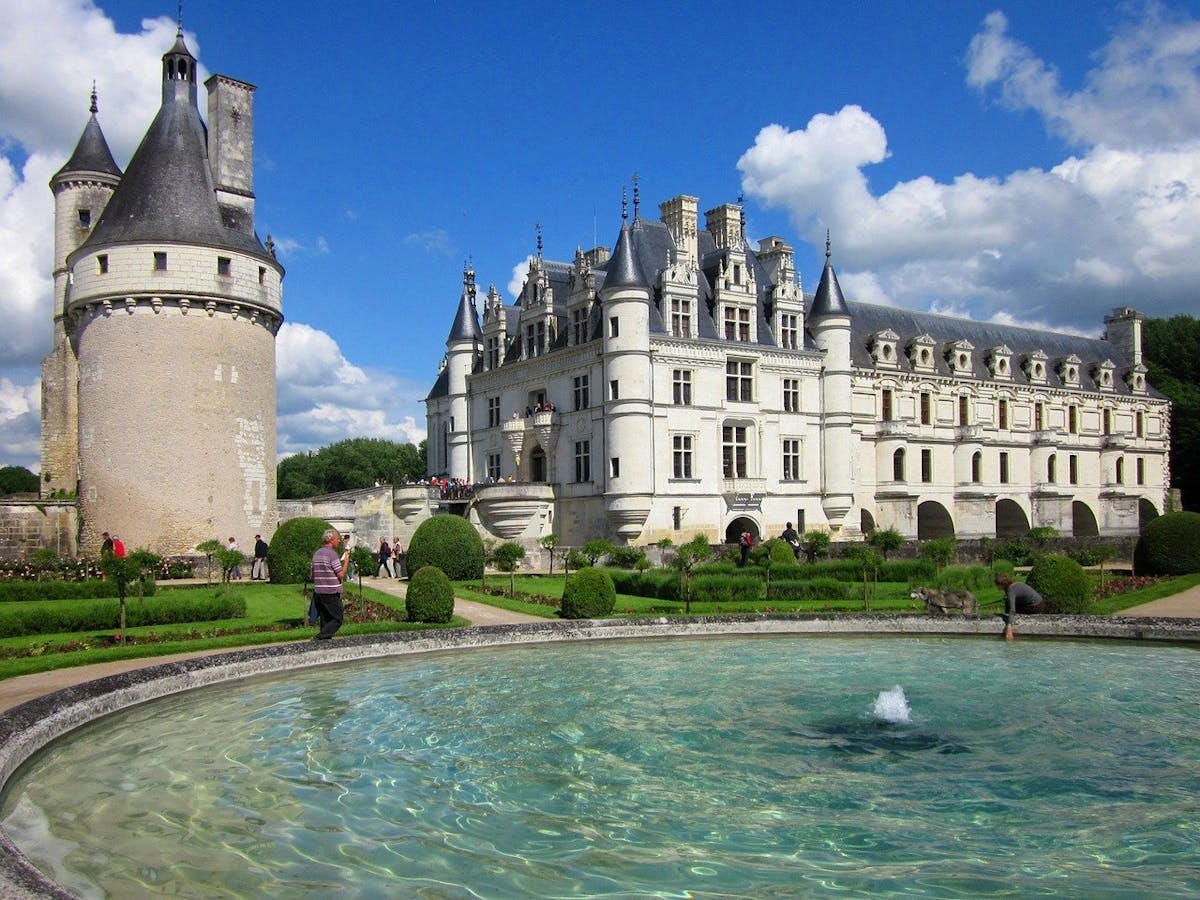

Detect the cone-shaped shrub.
xmin=405 ymin=515 xmax=484 ymax=581
xmin=267 ymin=517 xmax=333 ymax=584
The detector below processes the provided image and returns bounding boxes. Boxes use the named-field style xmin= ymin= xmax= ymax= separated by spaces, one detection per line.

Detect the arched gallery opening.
xmin=1072 ymin=501 xmax=1100 ymax=537
xmin=917 ymin=501 xmax=954 ymax=540
xmin=1138 ymin=498 xmax=1159 ymax=530
xmin=995 ymin=499 xmax=1030 ymax=538
xmin=725 ymin=516 xmax=759 ymax=545
xmin=860 ymin=509 xmax=876 ymax=535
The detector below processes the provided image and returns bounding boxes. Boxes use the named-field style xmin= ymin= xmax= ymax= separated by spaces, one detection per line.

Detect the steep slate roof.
xmin=445 ymin=289 xmax=483 ymax=344
xmin=601 ymin=220 xmax=649 ymax=291
xmin=809 ymin=252 xmax=850 ymax=318
xmin=75 ymin=37 xmax=266 ymax=259
xmin=55 ymin=97 xmax=122 ymax=180
xmin=846 ymin=301 xmax=1152 ymax=396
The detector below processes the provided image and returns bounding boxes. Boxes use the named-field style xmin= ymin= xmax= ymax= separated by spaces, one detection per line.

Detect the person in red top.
xmin=112 ymin=535 xmax=126 ymax=558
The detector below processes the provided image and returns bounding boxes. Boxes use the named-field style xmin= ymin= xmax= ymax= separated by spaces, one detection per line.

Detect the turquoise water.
xmin=2 ymin=636 xmax=1198 ymax=898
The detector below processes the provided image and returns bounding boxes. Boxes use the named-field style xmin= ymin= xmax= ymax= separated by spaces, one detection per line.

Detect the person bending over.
xmin=994 ymin=574 xmax=1046 ymax=641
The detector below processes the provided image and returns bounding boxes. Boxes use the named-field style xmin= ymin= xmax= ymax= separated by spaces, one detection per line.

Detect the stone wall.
xmin=0 ymin=500 xmax=78 ymax=560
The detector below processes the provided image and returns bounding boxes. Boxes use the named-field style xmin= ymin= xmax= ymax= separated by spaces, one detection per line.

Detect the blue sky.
xmin=2 ymin=0 xmax=1199 ymax=470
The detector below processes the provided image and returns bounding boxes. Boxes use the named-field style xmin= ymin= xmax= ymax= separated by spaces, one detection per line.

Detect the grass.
xmin=0 ymin=581 xmax=465 ymax=681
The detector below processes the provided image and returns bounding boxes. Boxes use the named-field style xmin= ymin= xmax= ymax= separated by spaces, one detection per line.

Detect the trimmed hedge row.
xmin=694 ymin=559 xmax=936 ymax=583
xmin=766 ymin=578 xmax=851 ymax=603
xmin=690 ymin=575 xmax=763 ymax=604
xmin=0 ymin=593 xmax=246 ymax=638
xmin=0 ymin=578 xmax=157 ymax=603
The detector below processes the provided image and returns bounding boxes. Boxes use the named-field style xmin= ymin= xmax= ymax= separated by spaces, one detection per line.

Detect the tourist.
xmin=227 ymin=536 xmax=242 ymax=579
xmin=252 ymin=534 xmax=269 ymax=580
xmin=780 ymin=522 xmax=801 ymax=559
xmin=112 ymin=534 xmax=126 ymax=558
xmin=393 ymin=537 xmax=404 ymax=578
xmin=100 ymin=531 xmax=114 ymax=557
xmin=310 ymin=529 xmax=350 ymax=639
xmin=739 ymin=530 xmax=754 ymax=567
xmin=377 ymin=536 xmax=393 ymax=577
xmin=995 ymin=575 xmax=1046 ymax=641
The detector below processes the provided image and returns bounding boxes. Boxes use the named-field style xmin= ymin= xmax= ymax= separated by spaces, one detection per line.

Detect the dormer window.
xmin=78 ymin=209 xmax=91 ymax=228
xmin=987 ymin=345 xmax=1013 ymax=380
xmin=870 ymin=329 xmax=900 ymax=368
xmin=1126 ymin=364 xmax=1148 ymax=394
xmin=1058 ymin=354 xmax=1082 ymax=387
xmin=908 ymin=334 xmax=937 ymax=371
xmin=946 ymin=339 xmax=975 ymax=376
xmin=723 ymin=305 xmax=751 ymax=342
xmin=1023 ymin=350 xmax=1049 ymax=385
xmin=1092 ymin=360 xmax=1115 ymax=391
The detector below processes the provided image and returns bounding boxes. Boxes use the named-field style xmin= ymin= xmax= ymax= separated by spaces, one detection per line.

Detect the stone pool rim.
xmin=2 ymin=613 xmax=1198 ymax=899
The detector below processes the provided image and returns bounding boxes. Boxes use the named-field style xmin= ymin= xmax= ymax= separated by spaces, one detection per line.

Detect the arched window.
xmin=1047 ymin=454 xmax=1057 ymax=484
xmin=1116 ymin=457 xmax=1125 ymax=484
xmin=971 ymin=451 xmax=982 ymax=484
xmin=893 ymin=448 xmax=906 ymax=482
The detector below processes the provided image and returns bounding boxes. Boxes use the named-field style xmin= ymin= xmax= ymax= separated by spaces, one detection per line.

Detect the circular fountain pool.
xmin=2 ymin=634 xmax=1198 ymax=897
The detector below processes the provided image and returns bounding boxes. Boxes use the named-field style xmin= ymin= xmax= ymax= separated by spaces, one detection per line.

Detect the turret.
xmin=809 ymin=235 xmax=855 ymax=531
xmin=601 ymin=207 xmax=654 ymax=542
xmin=442 ymin=264 xmax=483 ymax=479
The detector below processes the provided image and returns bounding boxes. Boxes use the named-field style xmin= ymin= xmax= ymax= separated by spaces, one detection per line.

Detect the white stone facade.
xmin=427 ymin=194 xmax=1170 ymax=547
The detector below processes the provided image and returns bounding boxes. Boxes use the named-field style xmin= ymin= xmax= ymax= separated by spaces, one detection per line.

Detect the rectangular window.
xmin=486 ymin=336 xmax=500 ymax=369
xmin=609 ymin=316 xmax=619 ymax=338
xmin=609 ymin=379 xmax=619 ymax=401
xmin=573 ymin=374 xmax=590 ymax=411
xmin=525 ymin=325 xmax=536 ymax=356
xmin=920 ymin=392 xmax=931 ymax=425
xmin=783 ymin=439 xmax=802 ymax=481
xmin=722 ymin=425 xmax=748 ymax=478
xmin=217 ymin=256 xmax=231 ymax=277
xmin=1136 ymin=411 xmax=1145 ymax=438
xmin=97 ymin=254 xmax=108 ymax=274
xmin=725 ymin=360 xmax=753 ymax=402
xmin=1103 ymin=409 xmax=1111 ymax=435
xmin=671 ymin=297 xmax=692 ymax=338
xmin=999 ymin=451 xmax=1009 ymax=484
xmin=487 ymin=397 xmax=501 ymax=428
xmin=1068 ymin=405 xmax=1078 ymax=434
xmin=574 ymin=440 xmax=591 ymax=483
xmin=1035 ymin=402 xmax=1045 ymax=431
xmin=1136 ymin=457 xmax=1145 ymax=485
xmin=1069 ymin=454 xmax=1079 ymax=485
xmin=723 ymin=306 xmax=750 ymax=341
xmin=881 ymin=388 xmax=894 ymax=422
xmin=611 ymin=457 xmax=620 ymax=479
xmin=779 ymin=314 xmax=799 ymax=350
xmin=571 ymin=307 xmax=589 ymax=344
xmin=153 ymin=251 xmax=167 ymax=271
xmin=672 ymin=369 xmax=692 ymax=406
xmin=259 ymin=266 xmax=266 ymax=285
xmin=486 ymin=453 xmax=501 ymax=481
xmin=998 ymin=398 xmax=1009 ymax=430
xmin=672 ymin=434 xmax=694 ymax=479
xmin=921 ymin=448 xmax=933 ymax=483
xmin=783 ymin=378 xmax=800 ymax=413
xmin=78 ymin=208 xmax=91 ymax=228
xmin=673 ymin=506 xmax=682 ymax=530
xmin=796 ymin=510 xmax=806 ymax=534
xmin=958 ymin=395 xmax=970 ymax=426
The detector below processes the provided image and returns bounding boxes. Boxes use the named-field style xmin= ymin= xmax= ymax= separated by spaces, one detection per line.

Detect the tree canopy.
xmin=0 ymin=466 xmax=39 ymax=496
xmin=1143 ymin=315 xmax=1199 ymax=511
xmin=277 ymin=438 xmax=427 ymax=499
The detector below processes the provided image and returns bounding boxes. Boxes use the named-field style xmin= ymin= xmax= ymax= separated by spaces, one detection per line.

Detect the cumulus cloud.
xmin=738 ymin=5 xmax=1200 ymax=332
xmin=507 ymin=254 xmax=534 ymax=298
xmin=403 ymin=227 xmax=456 ymax=257
xmin=0 ymin=375 xmax=41 ymax=470
xmin=275 ymin=323 xmax=425 ymax=458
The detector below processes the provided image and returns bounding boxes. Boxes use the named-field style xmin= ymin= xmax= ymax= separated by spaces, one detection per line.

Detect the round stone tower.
xmin=57 ymin=30 xmax=284 ymax=555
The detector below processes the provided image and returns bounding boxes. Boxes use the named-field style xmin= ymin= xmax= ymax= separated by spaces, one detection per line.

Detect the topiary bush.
xmin=1134 ymin=511 xmax=1200 ymax=576
xmin=405 ymin=565 xmax=455 ymax=623
xmin=935 ymin=564 xmax=992 ymax=592
xmin=767 ymin=539 xmax=798 ymax=567
xmin=1027 ymin=553 xmax=1093 ymax=614
xmin=560 ymin=567 xmax=616 ymax=619
xmin=405 ymin=514 xmax=484 ymax=581
xmin=268 ymin=517 xmax=333 ymax=584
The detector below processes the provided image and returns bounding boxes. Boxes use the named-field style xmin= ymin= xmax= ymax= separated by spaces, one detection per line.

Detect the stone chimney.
xmin=659 ymin=195 xmax=698 ymax=264
xmin=1103 ymin=306 xmax=1143 ymax=367
xmin=206 ymin=74 xmax=256 ymax=234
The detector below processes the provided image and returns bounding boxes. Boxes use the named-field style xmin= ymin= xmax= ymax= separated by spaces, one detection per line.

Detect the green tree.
xmin=493 ymin=542 xmax=526 ymax=597
xmin=848 ymin=546 xmax=883 ymax=611
xmin=276 ymin=438 xmax=428 ymax=499
xmin=920 ymin=537 xmax=957 ymax=574
xmin=539 ymin=534 xmax=560 ymax=574
xmin=582 ymin=538 xmax=614 ymax=566
xmin=867 ymin=527 xmax=904 ymax=560
xmin=0 ymin=466 xmax=39 ymax=496
xmin=1143 ymin=315 xmax=1200 ymax=511
xmin=196 ymin=539 xmax=223 ymax=586
xmin=798 ymin=530 xmax=831 ymax=564
xmin=349 ymin=545 xmax=377 ymax=600
xmin=671 ymin=535 xmax=711 ymax=614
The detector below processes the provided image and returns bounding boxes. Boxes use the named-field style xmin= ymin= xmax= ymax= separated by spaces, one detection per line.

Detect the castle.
xmin=38 ymin=28 xmax=283 ymax=556
xmin=426 ymin=193 xmax=1170 ymax=547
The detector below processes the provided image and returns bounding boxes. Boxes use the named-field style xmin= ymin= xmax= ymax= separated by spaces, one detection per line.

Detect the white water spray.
xmin=873 ymin=685 xmax=911 ymax=725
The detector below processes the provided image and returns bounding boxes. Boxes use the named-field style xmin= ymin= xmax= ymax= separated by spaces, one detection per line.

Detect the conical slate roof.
xmin=445 ymin=289 xmax=482 ymax=344
xmin=55 ymin=104 xmax=122 ymax=180
xmin=809 ymin=247 xmax=849 ymax=318
xmin=602 ymin=221 xmax=648 ymax=293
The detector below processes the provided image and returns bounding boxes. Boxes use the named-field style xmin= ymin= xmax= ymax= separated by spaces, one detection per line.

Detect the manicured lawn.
xmin=0 ymin=581 xmax=464 ymax=681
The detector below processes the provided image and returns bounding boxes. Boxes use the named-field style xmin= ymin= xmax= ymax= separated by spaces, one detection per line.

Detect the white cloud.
xmin=402 ymin=227 xmax=456 ymax=257
xmin=275 ymin=322 xmax=425 ymax=458
xmin=0 ymin=375 xmax=41 ymax=471
xmin=738 ymin=6 xmax=1200 ymax=331
xmin=507 ymin=255 xmax=534 ymax=298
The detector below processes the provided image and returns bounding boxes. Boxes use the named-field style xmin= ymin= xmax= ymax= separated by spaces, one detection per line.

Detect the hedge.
xmin=405 ymin=565 xmax=455 ymax=623
xmin=1134 ymin=511 xmax=1200 ymax=576
xmin=1027 ymin=554 xmax=1093 ymax=614
xmin=0 ymin=578 xmax=156 ymax=603
xmin=766 ymin=577 xmax=851 ymax=603
xmin=0 ymin=593 xmax=246 ymax=637
xmin=268 ymin=517 xmax=333 ymax=584
xmin=690 ymin=575 xmax=763 ymax=604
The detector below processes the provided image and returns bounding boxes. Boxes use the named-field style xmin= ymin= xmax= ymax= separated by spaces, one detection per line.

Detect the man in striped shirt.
xmin=311 ymin=528 xmax=350 ymax=639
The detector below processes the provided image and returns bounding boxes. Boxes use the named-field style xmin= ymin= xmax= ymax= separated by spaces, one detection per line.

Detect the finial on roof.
xmin=90 ymin=81 xmax=98 ymax=114
xmin=738 ymin=192 xmax=746 ymax=241
xmin=825 ymin=229 xmax=831 ymax=260
xmin=535 ymin=223 xmax=543 ymax=260
xmin=177 ymin=0 xmax=184 ymax=33
xmin=621 ymin=187 xmax=628 ymax=222
xmin=632 ymin=172 xmax=640 ymax=222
